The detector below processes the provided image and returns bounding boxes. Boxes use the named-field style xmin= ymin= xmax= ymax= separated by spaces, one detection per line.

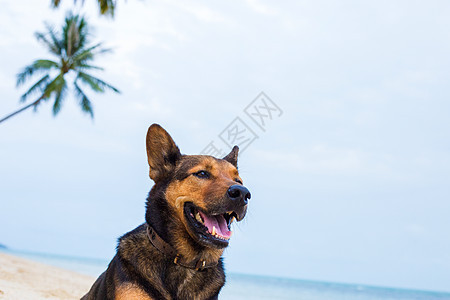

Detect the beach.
xmin=1 ymin=250 xmax=449 ymax=300
xmin=0 ymin=252 xmax=94 ymax=300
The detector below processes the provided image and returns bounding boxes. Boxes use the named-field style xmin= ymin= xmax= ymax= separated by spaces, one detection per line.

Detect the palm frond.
xmin=16 ymin=59 xmax=59 ymax=87
xmin=77 ymin=72 xmax=120 ymax=93
xmin=63 ymin=13 xmax=90 ymax=56
xmin=51 ymin=0 xmax=116 ymax=17
xmin=77 ymin=64 xmax=104 ymax=71
xmin=33 ymin=59 xmax=59 ymax=70
xmin=100 ymin=0 xmax=116 ymax=17
xmin=76 ymin=16 xmax=89 ymax=49
xmin=17 ymin=66 xmax=37 ymax=87
xmin=35 ymin=25 xmax=62 ymax=56
xmin=74 ymin=82 xmax=94 ymax=118
xmin=46 ymin=25 xmax=63 ymax=55
xmin=51 ymin=0 xmax=61 ymax=7
xmin=67 ymin=21 xmax=78 ymax=57
xmin=19 ymin=75 xmax=51 ymax=103
xmin=52 ymin=79 xmax=68 ymax=115
xmin=91 ymin=47 xmax=112 ymax=59
xmin=42 ymin=74 xmax=65 ymax=98
xmin=71 ymin=43 xmax=106 ymax=63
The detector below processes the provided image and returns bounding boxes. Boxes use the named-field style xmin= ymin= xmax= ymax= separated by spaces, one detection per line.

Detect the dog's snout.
xmin=227 ymin=185 xmax=251 ymax=205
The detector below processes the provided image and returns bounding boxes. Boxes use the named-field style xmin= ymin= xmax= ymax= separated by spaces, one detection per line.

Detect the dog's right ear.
xmin=223 ymin=145 xmax=239 ymax=168
xmin=146 ymin=124 xmax=181 ymax=182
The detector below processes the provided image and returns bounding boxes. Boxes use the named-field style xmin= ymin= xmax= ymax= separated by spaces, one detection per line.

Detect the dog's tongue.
xmin=199 ymin=212 xmax=232 ymax=239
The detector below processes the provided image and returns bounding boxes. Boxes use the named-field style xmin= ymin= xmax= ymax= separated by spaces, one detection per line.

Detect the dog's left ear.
xmin=146 ymin=124 xmax=182 ymax=182
xmin=223 ymin=145 xmax=239 ymax=168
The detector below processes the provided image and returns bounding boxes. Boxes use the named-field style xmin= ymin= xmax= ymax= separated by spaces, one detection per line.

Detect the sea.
xmin=1 ymin=248 xmax=450 ymax=300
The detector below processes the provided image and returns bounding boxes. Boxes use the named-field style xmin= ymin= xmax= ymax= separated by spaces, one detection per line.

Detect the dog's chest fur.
xmin=116 ymin=224 xmax=225 ymax=300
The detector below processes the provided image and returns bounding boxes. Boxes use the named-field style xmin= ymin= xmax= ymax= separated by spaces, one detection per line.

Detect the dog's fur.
xmin=82 ymin=124 xmax=250 ymax=300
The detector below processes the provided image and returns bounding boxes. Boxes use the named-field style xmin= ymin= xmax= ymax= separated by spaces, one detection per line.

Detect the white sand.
xmin=0 ymin=252 xmax=94 ymax=300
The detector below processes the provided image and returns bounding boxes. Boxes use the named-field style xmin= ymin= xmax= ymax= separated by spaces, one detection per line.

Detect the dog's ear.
xmin=146 ymin=124 xmax=181 ymax=182
xmin=223 ymin=145 xmax=239 ymax=168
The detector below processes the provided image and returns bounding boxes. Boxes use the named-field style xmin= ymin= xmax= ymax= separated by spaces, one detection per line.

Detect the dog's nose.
xmin=227 ymin=185 xmax=251 ymax=205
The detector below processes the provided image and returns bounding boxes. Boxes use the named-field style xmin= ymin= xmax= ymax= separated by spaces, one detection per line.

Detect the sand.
xmin=0 ymin=252 xmax=95 ymax=300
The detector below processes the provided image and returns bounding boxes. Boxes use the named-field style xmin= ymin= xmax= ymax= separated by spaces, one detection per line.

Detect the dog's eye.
xmin=193 ymin=170 xmax=210 ymax=179
xmin=234 ymin=178 xmax=243 ymax=184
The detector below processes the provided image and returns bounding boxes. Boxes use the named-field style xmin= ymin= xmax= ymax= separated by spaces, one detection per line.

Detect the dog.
xmin=82 ymin=124 xmax=251 ymax=300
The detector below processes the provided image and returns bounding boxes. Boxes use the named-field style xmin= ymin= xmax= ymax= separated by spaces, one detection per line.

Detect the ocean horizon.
xmin=1 ymin=248 xmax=449 ymax=300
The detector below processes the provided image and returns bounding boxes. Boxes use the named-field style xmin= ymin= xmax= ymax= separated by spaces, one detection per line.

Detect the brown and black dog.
xmin=82 ymin=124 xmax=250 ymax=300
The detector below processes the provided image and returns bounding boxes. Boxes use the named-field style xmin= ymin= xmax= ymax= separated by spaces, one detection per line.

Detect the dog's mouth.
xmin=184 ymin=202 xmax=238 ymax=248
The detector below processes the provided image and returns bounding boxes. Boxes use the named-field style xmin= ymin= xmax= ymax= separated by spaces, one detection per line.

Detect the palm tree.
xmin=51 ymin=0 xmax=117 ymax=17
xmin=0 ymin=13 xmax=119 ymax=124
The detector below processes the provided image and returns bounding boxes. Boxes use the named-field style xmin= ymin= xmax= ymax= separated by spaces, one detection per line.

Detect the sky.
xmin=1 ymin=0 xmax=450 ymax=293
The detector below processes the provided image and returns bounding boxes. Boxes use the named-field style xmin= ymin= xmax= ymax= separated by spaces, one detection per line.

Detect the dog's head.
xmin=145 ymin=124 xmax=250 ymax=250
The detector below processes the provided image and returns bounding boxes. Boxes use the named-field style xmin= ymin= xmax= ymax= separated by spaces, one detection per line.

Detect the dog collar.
xmin=146 ymin=224 xmax=217 ymax=271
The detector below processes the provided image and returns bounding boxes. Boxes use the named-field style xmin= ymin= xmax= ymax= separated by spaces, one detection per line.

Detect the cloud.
xmin=251 ymin=144 xmax=444 ymax=185
xmin=245 ymin=0 xmax=279 ymax=16
xmin=173 ymin=1 xmax=231 ymax=24
xmin=253 ymin=145 xmax=369 ymax=175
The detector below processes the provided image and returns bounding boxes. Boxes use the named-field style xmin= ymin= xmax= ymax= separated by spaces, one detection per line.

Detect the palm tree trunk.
xmin=0 ymin=95 xmax=45 ymax=124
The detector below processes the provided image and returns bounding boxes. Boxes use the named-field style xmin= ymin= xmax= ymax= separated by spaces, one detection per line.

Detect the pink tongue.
xmin=199 ymin=212 xmax=232 ymax=238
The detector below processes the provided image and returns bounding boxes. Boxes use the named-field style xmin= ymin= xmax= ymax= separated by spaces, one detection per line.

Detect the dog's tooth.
xmin=195 ymin=212 xmax=203 ymax=223
xmin=231 ymin=216 xmax=235 ymax=224
xmin=212 ymin=226 xmax=216 ymax=236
